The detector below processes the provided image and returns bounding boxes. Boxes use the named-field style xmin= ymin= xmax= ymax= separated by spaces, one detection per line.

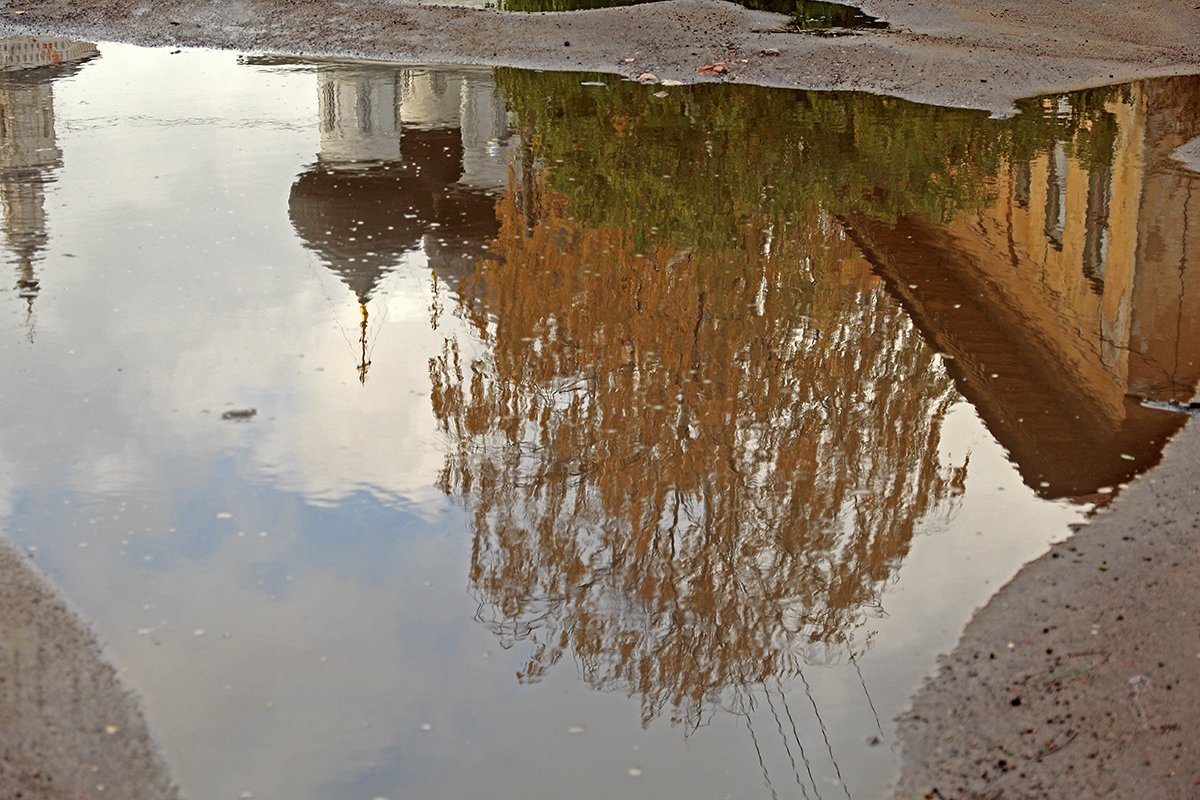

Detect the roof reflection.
xmin=280 ymin=61 xmax=512 ymax=380
xmin=0 ymin=37 xmax=98 ymax=340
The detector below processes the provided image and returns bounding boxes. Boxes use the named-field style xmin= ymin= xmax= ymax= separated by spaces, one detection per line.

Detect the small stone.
xmin=637 ymin=72 xmax=658 ymax=83
xmin=761 ymin=48 xmax=782 ymax=56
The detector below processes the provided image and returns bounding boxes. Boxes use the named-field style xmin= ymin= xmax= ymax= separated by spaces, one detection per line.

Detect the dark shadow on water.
xmin=491 ymin=0 xmax=888 ymax=32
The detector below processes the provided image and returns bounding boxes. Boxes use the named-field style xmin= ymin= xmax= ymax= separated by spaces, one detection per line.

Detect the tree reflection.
xmin=429 ymin=71 xmax=1200 ymax=727
xmin=431 ymin=173 xmax=965 ymax=725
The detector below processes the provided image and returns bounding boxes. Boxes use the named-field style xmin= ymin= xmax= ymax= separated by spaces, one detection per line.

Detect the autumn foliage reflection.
xmin=430 ymin=173 xmax=965 ymax=726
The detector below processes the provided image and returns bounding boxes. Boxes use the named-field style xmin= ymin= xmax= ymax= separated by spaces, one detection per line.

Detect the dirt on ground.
xmin=0 ymin=538 xmax=178 ymax=799
xmin=0 ymin=1 xmax=1198 ymax=798
xmin=895 ymin=417 xmax=1200 ymax=799
xmin=0 ymin=0 xmax=1197 ymax=111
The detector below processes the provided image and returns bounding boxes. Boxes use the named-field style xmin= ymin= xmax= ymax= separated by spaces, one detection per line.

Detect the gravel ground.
xmin=0 ymin=0 xmax=1196 ymax=111
xmin=0 ymin=539 xmax=178 ymax=798
xmin=0 ymin=1 xmax=1198 ymax=798
xmin=895 ymin=416 xmax=1200 ymax=799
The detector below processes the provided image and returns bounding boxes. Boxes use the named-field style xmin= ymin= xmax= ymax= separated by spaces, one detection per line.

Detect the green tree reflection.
xmin=493 ymin=71 xmax=1126 ymax=245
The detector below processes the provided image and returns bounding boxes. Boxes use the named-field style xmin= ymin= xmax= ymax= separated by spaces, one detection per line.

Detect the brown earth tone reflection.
xmin=848 ymin=77 xmax=1200 ymax=500
xmin=432 ymin=187 xmax=963 ymax=724
xmin=5 ymin=47 xmax=1198 ymax=797
xmin=429 ymin=73 xmax=1200 ymax=726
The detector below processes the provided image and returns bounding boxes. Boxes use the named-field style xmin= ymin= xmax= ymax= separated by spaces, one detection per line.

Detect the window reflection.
xmin=428 ymin=73 xmax=1200 ymax=726
xmin=0 ymin=37 xmax=98 ymax=340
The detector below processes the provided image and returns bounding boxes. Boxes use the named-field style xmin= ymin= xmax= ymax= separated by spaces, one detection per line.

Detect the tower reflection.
xmin=0 ymin=37 xmax=98 ymax=340
xmin=281 ymin=61 xmax=512 ymax=380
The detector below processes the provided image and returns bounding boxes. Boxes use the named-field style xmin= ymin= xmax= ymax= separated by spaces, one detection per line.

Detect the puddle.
xmin=0 ymin=38 xmax=1198 ymax=800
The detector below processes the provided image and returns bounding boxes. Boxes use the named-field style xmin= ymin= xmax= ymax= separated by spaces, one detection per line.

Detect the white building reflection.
xmin=286 ymin=62 xmax=513 ymax=380
xmin=0 ymin=37 xmax=98 ymax=339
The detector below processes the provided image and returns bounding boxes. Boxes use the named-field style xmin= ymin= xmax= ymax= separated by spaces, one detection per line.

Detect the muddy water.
xmin=1 ymin=38 xmax=1199 ymax=799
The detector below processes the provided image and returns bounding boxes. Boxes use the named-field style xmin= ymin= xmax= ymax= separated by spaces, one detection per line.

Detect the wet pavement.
xmin=1 ymin=38 xmax=1199 ymax=799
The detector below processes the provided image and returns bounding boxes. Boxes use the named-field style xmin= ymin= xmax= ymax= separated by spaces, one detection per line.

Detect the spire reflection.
xmin=0 ymin=37 xmax=98 ymax=340
xmin=279 ymin=61 xmax=511 ymax=381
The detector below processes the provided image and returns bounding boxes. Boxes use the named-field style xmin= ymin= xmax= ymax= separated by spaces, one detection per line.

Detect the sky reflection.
xmin=1 ymin=40 xmax=1197 ymax=800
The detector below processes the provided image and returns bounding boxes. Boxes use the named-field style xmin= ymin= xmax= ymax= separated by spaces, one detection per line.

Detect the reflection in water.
xmin=431 ymin=72 xmax=1200 ymax=732
xmin=284 ymin=61 xmax=511 ymax=380
xmin=492 ymin=0 xmax=888 ymax=33
xmin=0 ymin=37 xmax=98 ymax=340
xmin=433 ymin=185 xmax=965 ymax=726
xmin=0 ymin=41 xmax=180 ymax=799
xmin=849 ymin=78 xmax=1200 ymax=499
xmin=2 ymin=43 xmax=1200 ymax=800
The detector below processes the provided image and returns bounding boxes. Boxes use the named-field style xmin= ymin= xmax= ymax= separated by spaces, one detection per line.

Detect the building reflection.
xmin=282 ymin=61 xmax=512 ymax=381
xmin=429 ymin=74 xmax=1200 ymax=729
xmin=846 ymin=77 xmax=1200 ymax=499
xmin=0 ymin=37 xmax=98 ymax=340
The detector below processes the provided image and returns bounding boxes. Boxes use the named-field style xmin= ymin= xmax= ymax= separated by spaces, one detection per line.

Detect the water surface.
xmin=2 ymin=39 xmax=1199 ymax=800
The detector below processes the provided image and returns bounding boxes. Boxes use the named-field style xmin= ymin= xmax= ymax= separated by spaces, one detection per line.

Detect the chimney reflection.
xmin=0 ymin=37 xmax=98 ymax=340
xmin=282 ymin=62 xmax=512 ymax=381
xmin=846 ymin=77 xmax=1200 ymax=500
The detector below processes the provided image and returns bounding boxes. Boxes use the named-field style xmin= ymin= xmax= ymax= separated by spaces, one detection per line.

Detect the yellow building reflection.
xmin=0 ymin=37 xmax=98 ymax=340
xmin=430 ymin=74 xmax=1200 ymax=726
xmin=848 ymin=77 xmax=1200 ymax=499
